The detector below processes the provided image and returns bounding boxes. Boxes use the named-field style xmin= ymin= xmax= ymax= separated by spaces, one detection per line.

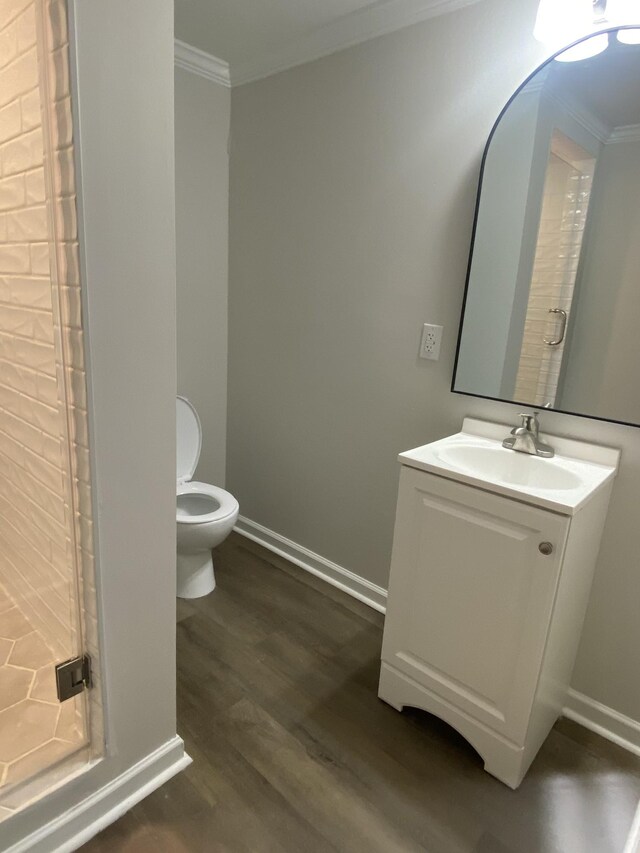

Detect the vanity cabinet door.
xmin=381 ymin=467 xmax=570 ymax=743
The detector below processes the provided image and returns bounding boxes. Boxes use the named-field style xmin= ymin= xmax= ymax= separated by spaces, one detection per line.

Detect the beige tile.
xmin=24 ymin=165 xmax=44 ymax=203
xmin=29 ymin=241 xmax=49 ymax=274
xmin=0 ymin=637 xmax=12 ymax=665
xmin=0 ymin=586 xmax=12 ymax=613
xmin=0 ymin=25 xmax=18 ymax=73
xmin=0 ymin=607 xmax=32 ymax=640
xmin=29 ymin=665 xmax=58 ymax=703
xmin=15 ymin=4 xmax=36 ymax=53
xmin=0 ymin=803 xmax=12 ymax=820
xmin=5 ymin=202 xmax=48 ymax=241
xmin=0 ymin=47 xmax=38 ymax=112
xmin=0 ymin=700 xmax=58 ymax=762
xmin=9 ymin=632 xmax=55 ymax=669
xmin=19 ymin=86 xmax=40 ymax=131
xmin=4 ymin=737 xmax=73 ymax=787
xmin=0 ymin=242 xmax=29 ymax=273
xmin=56 ymin=695 xmax=84 ymax=743
xmin=1 ymin=125 xmax=43 ymax=175
xmin=0 ymin=0 xmax=33 ymax=34
xmin=0 ymin=171 xmax=24 ymax=210
xmin=0 ymin=665 xmax=32 ymax=712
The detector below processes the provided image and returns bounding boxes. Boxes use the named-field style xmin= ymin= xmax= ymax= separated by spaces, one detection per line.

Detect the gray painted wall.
xmin=228 ymin=0 xmax=640 ymax=723
xmin=455 ymin=90 xmax=541 ymax=398
xmin=176 ymin=69 xmax=230 ymax=487
xmin=561 ymin=137 xmax=640 ymax=424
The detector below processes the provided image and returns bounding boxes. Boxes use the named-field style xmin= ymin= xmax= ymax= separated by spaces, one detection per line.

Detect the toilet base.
xmin=177 ymin=550 xmax=216 ymax=599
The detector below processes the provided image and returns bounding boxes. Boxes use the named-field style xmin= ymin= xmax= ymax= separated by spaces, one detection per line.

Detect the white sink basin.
xmin=434 ymin=444 xmax=582 ymax=492
xmin=398 ymin=418 xmax=620 ymax=515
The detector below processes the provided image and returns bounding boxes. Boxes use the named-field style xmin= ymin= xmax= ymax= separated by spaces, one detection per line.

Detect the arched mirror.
xmin=453 ymin=27 xmax=640 ymax=427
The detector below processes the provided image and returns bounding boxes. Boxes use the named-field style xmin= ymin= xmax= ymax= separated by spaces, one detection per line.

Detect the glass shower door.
xmin=0 ymin=0 xmax=100 ymax=820
xmin=513 ymin=130 xmax=596 ymax=408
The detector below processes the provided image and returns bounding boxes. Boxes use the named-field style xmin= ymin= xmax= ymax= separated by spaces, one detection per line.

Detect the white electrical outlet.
xmin=419 ymin=323 xmax=443 ymax=361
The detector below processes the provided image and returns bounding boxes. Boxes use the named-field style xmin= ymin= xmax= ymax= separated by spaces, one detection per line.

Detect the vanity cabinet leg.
xmin=379 ymin=663 xmax=536 ymax=789
xmin=482 ymin=749 xmax=529 ymax=791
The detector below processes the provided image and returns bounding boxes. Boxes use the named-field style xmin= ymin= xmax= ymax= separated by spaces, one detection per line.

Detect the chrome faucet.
xmin=502 ymin=412 xmax=554 ymax=458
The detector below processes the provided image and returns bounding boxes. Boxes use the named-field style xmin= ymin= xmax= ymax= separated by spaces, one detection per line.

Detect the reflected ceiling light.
xmin=608 ymin=0 xmax=640 ymax=40
xmin=617 ymin=27 xmax=640 ymax=42
xmin=535 ymin=0 xmax=640 ymax=59
xmin=606 ymin=0 xmax=636 ymax=19
xmin=555 ymin=33 xmax=609 ymax=60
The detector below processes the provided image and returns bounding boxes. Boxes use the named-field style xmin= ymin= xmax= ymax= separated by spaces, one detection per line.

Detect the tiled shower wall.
xmin=0 ymin=0 xmax=95 ymax=674
xmin=0 ymin=0 xmax=70 ymax=659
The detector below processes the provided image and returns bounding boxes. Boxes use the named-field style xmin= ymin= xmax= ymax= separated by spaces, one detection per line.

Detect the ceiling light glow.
xmin=535 ymin=0 xmax=640 ymax=61
xmin=534 ymin=0 xmax=596 ymax=50
xmin=555 ymin=33 xmax=609 ymax=60
xmin=616 ymin=27 xmax=640 ymax=43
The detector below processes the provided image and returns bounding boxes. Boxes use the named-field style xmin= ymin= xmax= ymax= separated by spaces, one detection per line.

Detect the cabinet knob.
xmin=539 ymin=542 xmax=554 ymax=556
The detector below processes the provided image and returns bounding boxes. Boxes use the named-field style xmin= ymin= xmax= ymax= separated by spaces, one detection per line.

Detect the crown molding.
xmin=231 ymin=0 xmax=484 ymax=86
xmin=521 ymin=77 xmax=637 ymax=148
xmin=174 ymin=39 xmax=230 ymax=87
xmin=545 ymin=89 xmax=611 ymax=145
xmin=607 ymin=123 xmax=640 ymax=144
xmin=175 ymin=0 xmax=482 ymax=88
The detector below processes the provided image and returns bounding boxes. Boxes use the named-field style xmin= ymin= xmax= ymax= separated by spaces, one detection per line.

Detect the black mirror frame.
xmin=451 ymin=24 xmax=640 ymax=430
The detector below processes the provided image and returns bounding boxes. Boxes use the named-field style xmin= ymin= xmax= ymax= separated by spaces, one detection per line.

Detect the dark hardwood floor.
xmin=82 ymin=533 xmax=640 ymax=852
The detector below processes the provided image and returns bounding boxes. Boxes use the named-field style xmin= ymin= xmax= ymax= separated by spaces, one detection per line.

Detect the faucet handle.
xmin=519 ymin=412 xmax=540 ymax=433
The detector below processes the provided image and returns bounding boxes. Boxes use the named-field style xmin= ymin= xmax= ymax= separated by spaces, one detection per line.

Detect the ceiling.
xmin=174 ymin=0 xmax=484 ymax=85
xmin=549 ymin=35 xmax=640 ymax=130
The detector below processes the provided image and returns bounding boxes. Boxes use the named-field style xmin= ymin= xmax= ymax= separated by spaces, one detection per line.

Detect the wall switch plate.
xmin=419 ymin=323 xmax=443 ymax=361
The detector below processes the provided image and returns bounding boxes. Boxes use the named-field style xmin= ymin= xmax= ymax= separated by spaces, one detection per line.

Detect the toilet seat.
xmin=176 ymin=396 xmax=239 ymax=598
xmin=177 ymin=481 xmax=239 ymax=525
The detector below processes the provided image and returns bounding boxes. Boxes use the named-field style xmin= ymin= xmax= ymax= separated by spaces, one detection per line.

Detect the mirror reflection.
xmin=453 ymin=30 xmax=640 ymax=426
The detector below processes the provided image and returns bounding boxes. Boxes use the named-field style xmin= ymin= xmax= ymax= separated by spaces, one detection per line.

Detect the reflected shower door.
xmin=513 ymin=130 xmax=596 ymax=408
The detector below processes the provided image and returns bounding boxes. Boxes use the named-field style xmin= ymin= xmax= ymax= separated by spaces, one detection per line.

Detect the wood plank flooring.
xmin=81 ymin=533 xmax=640 ymax=852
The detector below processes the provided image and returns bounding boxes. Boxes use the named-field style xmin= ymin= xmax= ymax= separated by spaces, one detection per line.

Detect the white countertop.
xmin=398 ymin=418 xmax=620 ymax=515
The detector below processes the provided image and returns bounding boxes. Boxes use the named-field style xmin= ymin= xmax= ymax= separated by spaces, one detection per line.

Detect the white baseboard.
xmin=234 ymin=515 xmax=387 ymax=613
xmin=7 ymin=737 xmax=191 ymax=853
xmin=563 ymin=689 xmax=640 ymax=758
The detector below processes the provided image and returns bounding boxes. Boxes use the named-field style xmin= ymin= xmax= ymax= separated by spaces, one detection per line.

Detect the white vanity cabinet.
xmin=379 ymin=419 xmax=619 ymax=788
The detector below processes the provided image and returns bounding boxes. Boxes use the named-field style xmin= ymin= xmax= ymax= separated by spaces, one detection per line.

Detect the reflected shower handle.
xmin=544 ymin=309 xmax=567 ymax=346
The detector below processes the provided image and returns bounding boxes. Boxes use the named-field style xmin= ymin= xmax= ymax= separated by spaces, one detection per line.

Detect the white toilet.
xmin=176 ymin=396 xmax=239 ymax=598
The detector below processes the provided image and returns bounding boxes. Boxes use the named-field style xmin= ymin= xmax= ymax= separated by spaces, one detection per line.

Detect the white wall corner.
xmin=175 ymin=39 xmax=231 ymax=87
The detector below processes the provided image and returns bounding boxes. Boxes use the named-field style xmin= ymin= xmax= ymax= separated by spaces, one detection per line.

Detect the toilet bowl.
xmin=176 ymin=396 xmax=239 ymax=598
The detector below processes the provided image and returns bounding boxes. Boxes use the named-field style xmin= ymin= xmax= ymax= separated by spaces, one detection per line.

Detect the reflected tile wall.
xmin=514 ymin=152 xmax=594 ymax=407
